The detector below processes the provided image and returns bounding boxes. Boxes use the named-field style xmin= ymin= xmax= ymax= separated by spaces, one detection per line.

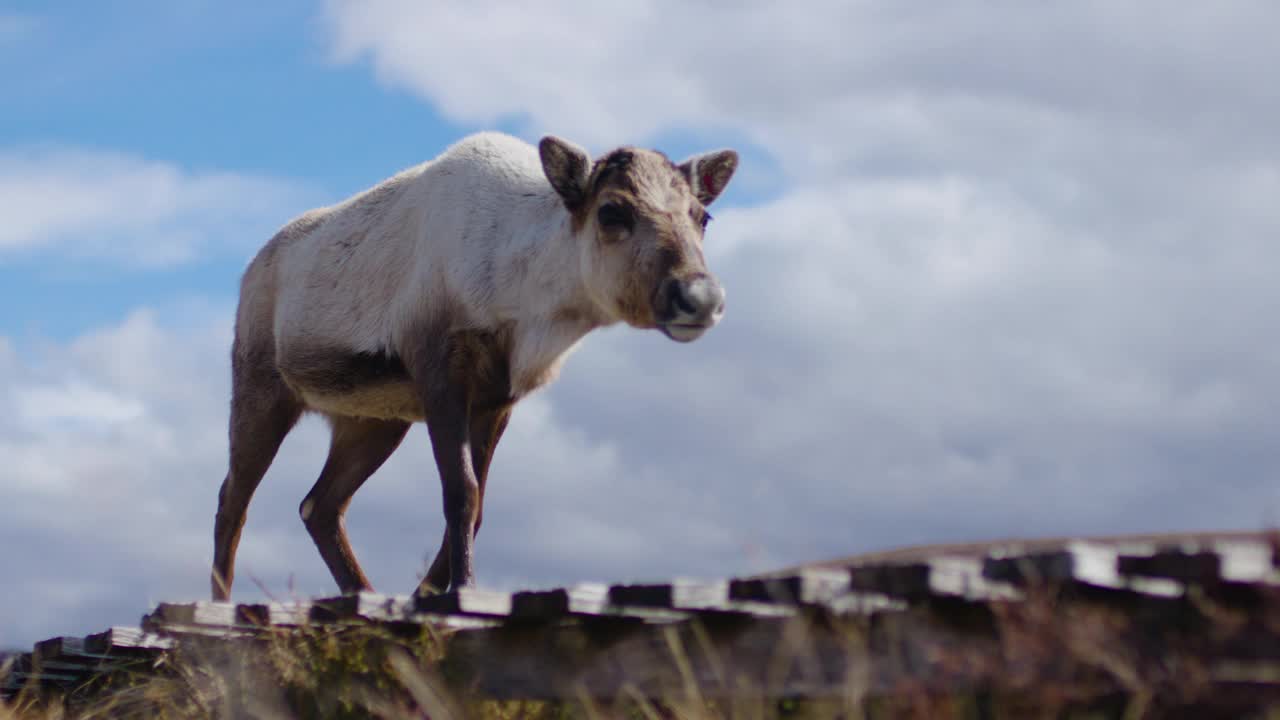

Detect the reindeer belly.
xmin=278 ymin=348 xmax=426 ymax=421
xmin=301 ymin=382 xmax=425 ymax=421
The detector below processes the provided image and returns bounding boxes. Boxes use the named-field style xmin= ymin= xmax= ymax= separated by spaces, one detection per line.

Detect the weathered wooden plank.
xmin=33 ymin=636 xmax=89 ymax=664
xmin=28 ymin=659 xmax=94 ymax=673
xmin=414 ymin=614 xmax=506 ymax=631
xmin=1117 ymin=548 xmax=1222 ymax=584
xmin=507 ymin=583 xmax=695 ymax=621
xmin=5 ymin=665 xmax=82 ymax=685
xmin=309 ymin=592 xmax=413 ymax=623
xmin=414 ymin=589 xmax=513 ymax=617
xmin=23 ymin=628 xmax=172 ymax=697
xmin=235 ymin=601 xmax=311 ymax=627
xmin=729 ymin=568 xmax=851 ymax=605
xmin=983 ymin=542 xmax=1182 ymax=597
xmin=82 ymin=626 xmax=172 ymax=655
xmin=847 ymin=561 xmax=931 ymax=597
xmin=20 ymin=641 xmax=101 ymax=691
xmin=510 ymin=584 xmax=611 ymax=619
xmin=609 ymin=579 xmax=732 ymax=612
xmin=609 ymin=578 xmax=823 ymax=618
xmin=1216 ymin=540 xmax=1280 ymax=584
xmin=145 ymin=601 xmax=238 ymax=628
xmin=143 ymin=596 xmax=496 ymax=636
xmin=1112 ymin=539 xmax=1280 ymax=588
xmin=848 ymin=556 xmax=1019 ymax=602
xmin=5 ymin=653 xmax=81 ymax=687
xmin=984 ymin=542 xmax=1122 ymax=587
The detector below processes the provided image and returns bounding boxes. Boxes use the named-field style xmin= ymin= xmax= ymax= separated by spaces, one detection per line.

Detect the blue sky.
xmin=2 ymin=2 xmax=460 ymax=340
xmin=3 ymin=2 xmax=454 ymax=179
xmin=4 ymin=1 xmax=1280 ymax=648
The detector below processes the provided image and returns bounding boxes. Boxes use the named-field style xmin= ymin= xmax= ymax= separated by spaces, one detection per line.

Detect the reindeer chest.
xmin=445 ymin=328 xmax=517 ymax=413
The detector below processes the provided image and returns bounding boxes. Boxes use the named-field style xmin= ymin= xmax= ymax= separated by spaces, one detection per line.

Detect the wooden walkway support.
xmin=5 ymin=532 xmax=1280 ymax=714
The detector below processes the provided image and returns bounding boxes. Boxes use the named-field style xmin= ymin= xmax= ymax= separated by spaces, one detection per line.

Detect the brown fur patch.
xmin=446 ymin=326 xmax=515 ymax=414
xmin=276 ymin=343 xmax=423 ymax=421
xmin=552 ymin=307 xmax=595 ymax=325
xmin=280 ymin=347 xmax=411 ymax=395
xmin=588 ymin=148 xmax=684 ymax=204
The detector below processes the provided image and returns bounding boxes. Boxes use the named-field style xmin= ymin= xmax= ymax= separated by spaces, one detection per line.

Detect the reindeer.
xmin=211 ymin=132 xmax=738 ymax=600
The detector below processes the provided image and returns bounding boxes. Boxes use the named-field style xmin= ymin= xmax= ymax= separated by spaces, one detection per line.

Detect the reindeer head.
xmin=540 ymin=136 xmax=738 ymax=343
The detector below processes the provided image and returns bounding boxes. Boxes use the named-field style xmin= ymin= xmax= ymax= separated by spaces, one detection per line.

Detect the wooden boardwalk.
xmin=5 ymin=532 xmax=1280 ymax=713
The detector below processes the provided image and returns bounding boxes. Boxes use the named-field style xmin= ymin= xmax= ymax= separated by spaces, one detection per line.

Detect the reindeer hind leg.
xmin=211 ymin=345 xmax=302 ymax=600
xmin=302 ymin=415 xmax=411 ymax=594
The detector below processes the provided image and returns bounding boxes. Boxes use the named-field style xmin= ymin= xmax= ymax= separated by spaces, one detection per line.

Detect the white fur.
xmin=245 ymin=133 xmax=615 ymax=420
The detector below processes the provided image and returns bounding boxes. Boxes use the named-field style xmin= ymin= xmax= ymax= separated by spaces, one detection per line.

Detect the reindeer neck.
xmin=490 ymin=201 xmax=607 ymax=396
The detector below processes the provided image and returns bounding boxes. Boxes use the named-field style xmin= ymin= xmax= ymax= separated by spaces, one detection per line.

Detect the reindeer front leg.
xmin=419 ymin=405 xmax=511 ymax=594
xmin=423 ymin=384 xmax=480 ymax=591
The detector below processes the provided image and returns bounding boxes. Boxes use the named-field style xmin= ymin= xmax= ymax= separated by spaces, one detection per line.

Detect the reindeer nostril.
xmin=669 ymin=281 xmax=697 ymax=316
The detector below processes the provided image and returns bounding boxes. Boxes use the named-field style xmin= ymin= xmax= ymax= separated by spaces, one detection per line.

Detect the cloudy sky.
xmin=3 ymin=1 xmax=1279 ymax=647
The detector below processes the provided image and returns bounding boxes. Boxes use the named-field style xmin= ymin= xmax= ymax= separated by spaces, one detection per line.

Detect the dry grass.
xmin=2 ymin=617 xmax=891 ymax=720
xmin=4 ymin=580 xmax=1280 ymax=719
xmin=2 ymin=621 xmax=598 ymax=720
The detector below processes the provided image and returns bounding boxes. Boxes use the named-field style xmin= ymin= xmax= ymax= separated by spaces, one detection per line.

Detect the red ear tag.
xmin=701 ymin=170 xmax=716 ymax=195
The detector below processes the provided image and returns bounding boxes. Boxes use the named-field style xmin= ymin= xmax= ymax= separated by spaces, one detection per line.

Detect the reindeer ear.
xmin=539 ymin=136 xmax=592 ymax=210
xmin=679 ymin=149 xmax=739 ymax=206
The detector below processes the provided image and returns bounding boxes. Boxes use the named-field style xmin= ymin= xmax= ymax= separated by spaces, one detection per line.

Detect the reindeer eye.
xmin=597 ymin=203 xmax=634 ymax=232
xmin=692 ymin=208 xmax=713 ymax=231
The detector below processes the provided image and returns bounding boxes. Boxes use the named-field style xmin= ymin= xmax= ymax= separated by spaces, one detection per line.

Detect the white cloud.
xmin=0 ymin=146 xmax=317 ymax=266
xmin=0 ymin=309 xmax=243 ymax=644
xmin=322 ymin=1 xmax=1280 ymax=172
xmin=16 ymin=382 xmax=145 ymax=425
